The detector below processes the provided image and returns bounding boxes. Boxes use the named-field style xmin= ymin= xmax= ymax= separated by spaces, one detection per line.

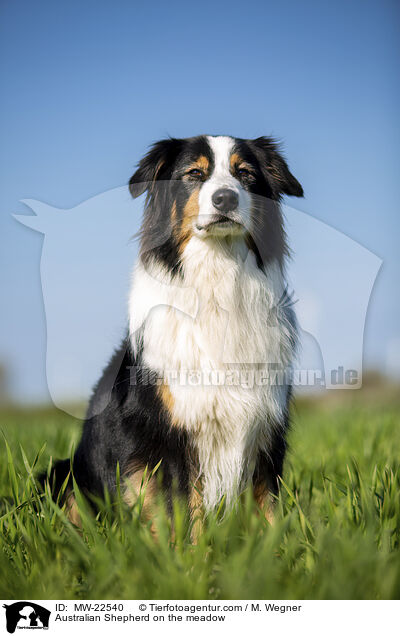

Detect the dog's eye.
xmin=237 ymin=167 xmax=252 ymax=177
xmin=186 ymin=168 xmax=204 ymax=178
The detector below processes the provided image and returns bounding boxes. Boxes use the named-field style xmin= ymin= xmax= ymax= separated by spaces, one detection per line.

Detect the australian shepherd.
xmin=43 ymin=135 xmax=303 ymax=529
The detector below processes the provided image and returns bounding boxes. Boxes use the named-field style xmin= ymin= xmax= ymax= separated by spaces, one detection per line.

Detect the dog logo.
xmin=2 ymin=602 xmax=50 ymax=633
xmin=14 ymin=188 xmax=382 ymax=416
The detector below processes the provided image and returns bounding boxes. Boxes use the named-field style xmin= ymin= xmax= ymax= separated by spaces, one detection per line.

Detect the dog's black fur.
xmin=40 ymin=135 xmax=303 ymax=517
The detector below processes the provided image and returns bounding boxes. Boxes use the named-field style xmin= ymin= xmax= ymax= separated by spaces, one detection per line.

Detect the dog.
xmin=43 ymin=135 xmax=303 ymax=529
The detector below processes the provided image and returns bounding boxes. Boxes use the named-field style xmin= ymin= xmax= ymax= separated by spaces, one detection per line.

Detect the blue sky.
xmin=0 ymin=0 xmax=399 ymax=403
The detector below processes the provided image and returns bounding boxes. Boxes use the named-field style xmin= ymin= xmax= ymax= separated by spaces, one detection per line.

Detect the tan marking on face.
xmin=186 ymin=155 xmax=210 ymax=174
xmin=229 ymin=152 xmax=242 ymax=171
xmin=230 ymin=152 xmax=254 ymax=175
xmin=183 ymin=189 xmax=200 ymax=221
xmin=175 ymin=189 xmax=200 ymax=253
xmin=253 ymin=482 xmax=276 ymax=525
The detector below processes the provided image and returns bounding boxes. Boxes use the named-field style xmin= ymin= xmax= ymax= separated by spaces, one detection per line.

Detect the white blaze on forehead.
xmin=206 ymin=135 xmax=235 ymax=179
xmin=195 ymin=135 xmax=252 ymax=232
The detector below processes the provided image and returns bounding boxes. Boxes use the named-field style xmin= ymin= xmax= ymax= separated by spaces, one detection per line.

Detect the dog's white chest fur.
xmin=129 ymin=237 xmax=295 ymax=510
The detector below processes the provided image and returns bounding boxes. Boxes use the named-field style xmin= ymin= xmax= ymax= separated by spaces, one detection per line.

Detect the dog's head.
xmin=129 ymin=135 xmax=303 ymax=271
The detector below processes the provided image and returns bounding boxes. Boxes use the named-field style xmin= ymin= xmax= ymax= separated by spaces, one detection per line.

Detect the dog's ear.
xmin=252 ymin=137 xmax=303 ymax=198
xmin=129 ymin=138 xmax=183 ymax=198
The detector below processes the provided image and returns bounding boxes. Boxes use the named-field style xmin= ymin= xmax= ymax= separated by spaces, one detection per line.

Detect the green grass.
xmin=0 ymin=388 xmax=399 ymax=600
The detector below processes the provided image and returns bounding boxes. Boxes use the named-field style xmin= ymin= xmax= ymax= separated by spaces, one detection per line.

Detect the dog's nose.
xmin=212 ymin=188 xmax=239 ymax=212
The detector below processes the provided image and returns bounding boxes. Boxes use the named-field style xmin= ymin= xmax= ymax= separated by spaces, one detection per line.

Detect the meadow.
xmin=1 ymin=380 xmax=399 ymax=600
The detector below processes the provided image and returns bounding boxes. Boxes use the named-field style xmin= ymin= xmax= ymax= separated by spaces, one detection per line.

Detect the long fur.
xmin=42 ymin=134 xmax=303 ymax=521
